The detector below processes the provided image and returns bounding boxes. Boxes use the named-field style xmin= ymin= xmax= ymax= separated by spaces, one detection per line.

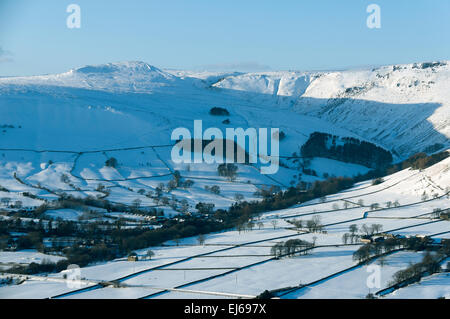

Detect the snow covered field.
xmin=282 ymin=251 xmax=426 ymax=299
xmin=1 ymin=158 xmax=448 ymax=299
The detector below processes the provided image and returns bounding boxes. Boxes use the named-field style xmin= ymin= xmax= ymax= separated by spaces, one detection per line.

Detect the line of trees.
xmin=271 ymin=239 xmax=314 ymax=258
xmin=352 ymin=236 xmax=441 ymax=264
xmin=390 ymin=251 xmax=447 ymax=287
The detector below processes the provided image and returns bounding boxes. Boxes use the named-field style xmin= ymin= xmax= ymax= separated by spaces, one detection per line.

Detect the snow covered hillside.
xmin=213 ymin=61 xmax=450 ymax=157
xmin=0 ymin=60 xmax=448 ymax=214
xmin=0 ymin=61 xmax=180 ymax=93
xmin=2 ymin=60 xmax=449 ymax=157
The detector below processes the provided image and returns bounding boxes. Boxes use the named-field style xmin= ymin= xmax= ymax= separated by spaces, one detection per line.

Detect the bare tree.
xmin=174 ymin=236 xmax=181 ymax=246
xmin=349 ymin=224 xmax=358 ymax=235
xmin=342 ymin=233 xmax=349 ymax=244
xmin=361 ymin=224 xmax=371 ymax=236
xmin=146 ymin=250 xmax=155 ymax=260
xmin=421 ymin=192 xmax=428 ymax=201
xmin=271 ymin=220 xmax=278 ymax=230
xmin=197 ymin=234 xmax=206 ymax=246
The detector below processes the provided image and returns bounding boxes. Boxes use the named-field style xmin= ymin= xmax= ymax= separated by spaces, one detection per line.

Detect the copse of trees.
xmin=209 ymin=107 xmax=230 ymax=116
xmin=105 ymin=157 xmax=118 ymax=168
xmin=300 ymin=132 xmax=393 ymax=169
xmin=372 ymin=178 xmax=384 ymax=185
xmin=347 ymin=151 xmax=449 ymax=190
xmin=404 ymin=152 xmax=449 ymax=170
xmin=353 ymin=241 xmax=395 ymax=263
xmin=376 ymin=151 xmax=449 ymax=177
xmin=440 ymin=210 xmax=450 ymax=220
xmin=218 ymin=163 xmax=238 ymax=181
xmin=195 ymin=202 xmax=215 ymax=214
xmin=342 ymin=223 xmax=382 ymax=244
xmin=306 ymin=216 xmax=324 ymax=233
xmin=205 ymin=185 xmax=221 ymax=195
xmin=271 ymin=239 xmax=314 ymax=258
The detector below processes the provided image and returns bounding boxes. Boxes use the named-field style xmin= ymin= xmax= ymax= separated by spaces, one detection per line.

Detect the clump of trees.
xmin=372 ymin=178 xmax=384 ymax=185
xmin=218 ymin=163 xmax=238 ymax=181
xmin=408 ymin=152 xmax=449 ymax=170
xmin=205 ymin=185 xmax=221 ymax=195
xmin=195 ymin=202 xmax=215 ymax=214
xmin=440 ymin=209 xmax=450 ymax=220
xmin=352 ymin=235 xmax=438 ymax=264
xmin=286 ymin=216 xmax=324 ymax=233
xmin=271 ymin=239 xmax=314 ymax=258
xmin=166 ymin=171 xmax=194 ymax=191
xmin=353 ymin=240 xmax=394 ymax=263
xmin=342 ymin=224 xmax=383 ymax=244
xmin=305 ymin=216 xmax=324 ymax=233
xmin=105 ymin=157 xmax=118 ymax=168
xmin=300 ymin=132 xmax=393 ymax=169
xmin=387 ymin=151 xmax=449 ymax=172
xmin=209 ymin=107 xmax=230 ymax=116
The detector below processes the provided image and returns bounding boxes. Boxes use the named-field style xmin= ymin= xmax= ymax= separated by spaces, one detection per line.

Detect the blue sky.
xmin=0 ymin=0 xmax=449 ymax=76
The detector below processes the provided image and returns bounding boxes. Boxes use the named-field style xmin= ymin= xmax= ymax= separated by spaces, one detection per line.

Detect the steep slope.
xmin=213 ymin=61 xmax=450 ymax=158
xmin=0 ymin=61 xmax=383 ymax=213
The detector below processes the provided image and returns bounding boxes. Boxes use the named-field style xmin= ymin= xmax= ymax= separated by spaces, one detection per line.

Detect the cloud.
xmin=195 ymin=62 xmax=272 ymax=72
xmin=0 ymin=46 xmax=13 ymax=63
